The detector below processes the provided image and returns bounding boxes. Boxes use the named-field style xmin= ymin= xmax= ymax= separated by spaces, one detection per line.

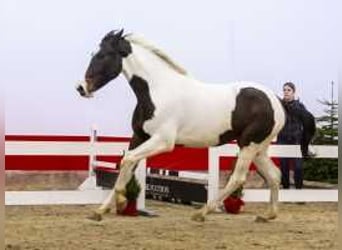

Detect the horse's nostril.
xmin=76 ymin=85 xmax=86 ymax=96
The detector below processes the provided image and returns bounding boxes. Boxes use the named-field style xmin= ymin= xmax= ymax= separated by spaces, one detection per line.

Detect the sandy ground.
xmin=5 ymin=172 xmax=338 ymax=250
xmin=5 ymin=202 xmax=338 ymax=250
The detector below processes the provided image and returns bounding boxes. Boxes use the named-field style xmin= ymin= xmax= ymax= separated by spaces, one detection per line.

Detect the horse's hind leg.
xmin=192 ymin=145 xmax=258 ymax=222
xmin=253 ymin=150 xmax=281 ymax=221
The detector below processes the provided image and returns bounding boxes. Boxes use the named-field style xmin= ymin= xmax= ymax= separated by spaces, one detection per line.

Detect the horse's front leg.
xmin=90 ymin=133 xmax=175 ymax=220
xmin=113 ymin=156 xmax=139 ymax=212
xmin=114 ymin=134 xmax=175 ymax=210
xmin=88 ymin=157 xmax=138 ymax=221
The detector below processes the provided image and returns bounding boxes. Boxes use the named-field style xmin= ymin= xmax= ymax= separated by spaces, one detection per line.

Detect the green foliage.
xmin=315 ymin=99 xmax=338 ymax=144
xmin=303 ymin=95 xmax=338 ymax=184
xmin=230 ymin=185 xmax=244 ymax=198
xmin=303 ymin=158 xmax=338 ymax=184
xmin=125 ymin=175 xmax=141 ymax=201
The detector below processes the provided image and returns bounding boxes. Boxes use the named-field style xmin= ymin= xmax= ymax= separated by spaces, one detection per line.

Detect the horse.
xmin=76 ymin=29 xmax=313 ymax=222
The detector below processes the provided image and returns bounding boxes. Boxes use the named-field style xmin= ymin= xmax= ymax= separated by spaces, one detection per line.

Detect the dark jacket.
xmin=278 ymin=99 xmax=316 ymax=157
xmin=278 ymin=100 xmax=306 ymax=144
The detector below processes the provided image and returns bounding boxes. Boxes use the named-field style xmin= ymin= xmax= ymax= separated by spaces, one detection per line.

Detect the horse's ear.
xmin=116 ymin=29 xmax=124 ymax=38
xmin=102 ymin=29 xmax=123 ymax=43
xmin=118 ymin=39 xmax=132 ymax=57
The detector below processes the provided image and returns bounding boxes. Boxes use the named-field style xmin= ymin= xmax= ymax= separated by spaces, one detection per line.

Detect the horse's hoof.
xmin=255 ymin=215 xmax=269 ymax=223
xmin=115 ymin=195 xmax=127 ymax=213
xmin=115 ymin=192 xmax=127 ymax=207
xmin=116 ymin=202 xmax=127 ymax=213
xmin=103 ymin=208 xmax=111 ymax=214
xmin=191 ymin=212 xmax=205 ymax=222
xmin=267 ymin=214 xmax=277 ymax=220
xmin=87 ymin=211 xmax=103 ymax=221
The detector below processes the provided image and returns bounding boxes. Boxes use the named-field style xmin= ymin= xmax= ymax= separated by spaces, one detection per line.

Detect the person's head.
xmin=282 ymin=82 xmax=296 ymax=102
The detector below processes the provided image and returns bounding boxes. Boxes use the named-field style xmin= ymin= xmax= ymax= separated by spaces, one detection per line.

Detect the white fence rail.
xmin=207 ymin=144 xmax=338 ymax=203
xmin=5 ymin=130 xmax=338 ymax=206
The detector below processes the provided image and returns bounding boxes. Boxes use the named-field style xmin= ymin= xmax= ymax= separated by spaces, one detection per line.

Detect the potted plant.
xmin=223 ymin=185 xmax=245 ymax=214
xmin=117 ymin=174 xmax=141 ymax=216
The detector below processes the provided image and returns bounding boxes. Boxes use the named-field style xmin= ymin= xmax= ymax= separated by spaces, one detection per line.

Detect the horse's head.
xmin=77 ymin=29 xmax=132 ymax=97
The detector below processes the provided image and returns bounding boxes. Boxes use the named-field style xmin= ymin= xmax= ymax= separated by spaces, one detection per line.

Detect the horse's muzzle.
xmin=76 ymin=83 xmax=93 ymax=98
xmin=76 ymin=84 xmax=86 ymax=96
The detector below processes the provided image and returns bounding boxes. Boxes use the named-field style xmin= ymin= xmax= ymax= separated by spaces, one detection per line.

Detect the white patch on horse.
xmin=126 ymin=34 xmax=188 ymax=76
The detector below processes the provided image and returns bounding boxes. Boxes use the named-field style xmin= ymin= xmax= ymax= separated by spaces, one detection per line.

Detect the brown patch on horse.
xmin=129 ymin=75 xmax=155 ymax=140
xmin=218 ymin=87 xmax=275 ymax=147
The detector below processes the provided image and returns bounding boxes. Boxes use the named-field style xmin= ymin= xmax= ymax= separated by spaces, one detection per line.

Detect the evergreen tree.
xmin=303 ymin=82 xmax=338 ymax=183
xmin=314 ymin=98 xmax=338 ymax=145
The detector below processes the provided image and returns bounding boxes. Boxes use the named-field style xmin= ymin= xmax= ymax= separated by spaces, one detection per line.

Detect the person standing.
xmin=277 ymin=82 xmax=315 ymax=189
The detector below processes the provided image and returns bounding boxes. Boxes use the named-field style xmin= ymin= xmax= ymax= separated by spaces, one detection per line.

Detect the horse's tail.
xmin=279 ymin=98 xmax=316 ymax=158
xmin=299 ymin=110 xmax=316 ymax=158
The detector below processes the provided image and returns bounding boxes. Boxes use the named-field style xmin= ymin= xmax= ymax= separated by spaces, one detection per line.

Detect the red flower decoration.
xmin=117 ymin=200 xmax=138 ymax=216
xmin=223 ymin=196 xmax=245 ymax=214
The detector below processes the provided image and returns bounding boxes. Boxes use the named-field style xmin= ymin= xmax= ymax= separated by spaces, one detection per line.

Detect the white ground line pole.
xmin=5 ymin=189 xmax=337 ymax=206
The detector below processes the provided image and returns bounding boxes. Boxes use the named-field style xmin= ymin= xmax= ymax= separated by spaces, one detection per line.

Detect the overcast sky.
xmin=2 ymin=0 xmax=341 ymax=136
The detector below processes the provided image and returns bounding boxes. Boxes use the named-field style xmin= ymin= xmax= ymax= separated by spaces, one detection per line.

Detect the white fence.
xmin=207 ymin=144 xmax=338 ymax=203
xmin=5 ymin=130 xmax=338 ymax=206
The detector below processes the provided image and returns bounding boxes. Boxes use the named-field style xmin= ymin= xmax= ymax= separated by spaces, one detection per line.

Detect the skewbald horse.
xmin=77 ymin=29 xmax=314 ymax=222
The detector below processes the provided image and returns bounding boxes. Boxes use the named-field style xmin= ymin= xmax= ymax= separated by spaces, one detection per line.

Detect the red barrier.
xmin=5 ymin=135 xmax=279 ymax=171
xmin=6 ymin=155 xmax=89 ymax=171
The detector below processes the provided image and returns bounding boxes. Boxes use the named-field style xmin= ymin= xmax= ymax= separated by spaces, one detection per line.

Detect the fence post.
xmin=89 ymin=124 xmax=97 ymax=177
xmin=78 ymin=125 xmax=99 ymax=190
xmin=136 ymin=159 xmax=146 ymax=210
xmin=207 ymin=147 xmax=220 ymax=203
